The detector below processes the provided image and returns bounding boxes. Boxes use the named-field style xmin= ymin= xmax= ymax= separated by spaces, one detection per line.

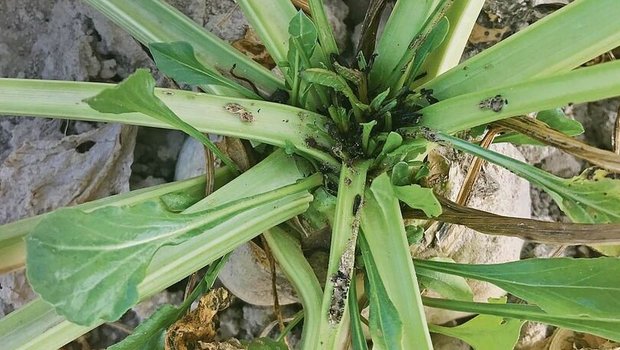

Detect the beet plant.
xmin=2 ymin=0 xmax=620 ymax=349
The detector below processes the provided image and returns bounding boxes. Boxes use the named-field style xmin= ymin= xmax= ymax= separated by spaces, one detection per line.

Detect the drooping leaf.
xmin=434 ymin=131 xmax=620 ymax=223
xmin=83 ymin=69 xmax=239 ymax=172
xmin=415 ymin=257 xmax=620 ymax=319
xmin=416 ymin=258 xmax=473 ymax=301
xmin=429 ymin=307 xmax=524 ymax=350
xmin=393 ymin=184 xmax=442 ymax=217
xmin=334 ymin=61 xmax=363 ymax=87
xmin=149 ymin=42 xmax=259 ymax=99
xmin=27 ymin=175 xmax=320 ymax=325
xmin=495 ymin=108 xmax=584 ymax=144
xmin=422 ymin=297 xmax=620 ymax=343
xmin=359 ymin=233 xmax=403 ymax=350
xmin=301 ymin=68 xmax=368 ymax=110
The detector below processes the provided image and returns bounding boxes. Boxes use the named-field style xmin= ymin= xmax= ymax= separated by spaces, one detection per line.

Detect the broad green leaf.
xmin=149 ymin=42 xmax=259 ymax=99
xmin=435 ymin=132 xmax=620 ymax=223
xmin=84 ymin=69 xmax=240 ymax=172
xmin=393 ymin=184 xmax=442 ymax=217
xmin=495 ymin=108 xmax=584 ymax=145
xmin=405 ymin=17 xmax=450 ymax=86
xmin=27 ymin=175 xmax=320 ymax=325
xmin=429 ymin=312 xmax=524 ymax=350
xmin=360 ymin=173 xmax=433 ymax=349
xmin=423 ymin=297 xmax=620 ymax=342
xmin=359 ymin=233 xmax=403 ymax=350
xmin=416 ymin=258 xmax=473 ymax=301
xmin=301 ymin=68 xmax=368 ymax=110
xmin=415 ymin=257 xmax=620 ymax=319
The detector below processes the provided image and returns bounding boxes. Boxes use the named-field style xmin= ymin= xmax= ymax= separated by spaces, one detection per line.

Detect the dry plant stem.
xmin=261 ymin=236 xmax=286 ymax=334
xmin=495 ymin=116 xmax=620 ymax=172
xmin=404 ymin=197 xmax=620 ymax=245
xmin=291 ymin=0 xmax=310 ymax=13
xmin=455 ymin=128 xmax=501 ymax=205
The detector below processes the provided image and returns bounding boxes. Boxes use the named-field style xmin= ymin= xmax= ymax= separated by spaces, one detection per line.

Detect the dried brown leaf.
xmin=469 ymin=23 xmax=508 ymax=44
xmin=231 ymin=29 xmax=276 ymax=70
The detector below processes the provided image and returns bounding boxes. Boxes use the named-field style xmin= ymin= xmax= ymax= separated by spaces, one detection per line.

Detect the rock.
xmin=573 ymin=98 xmax=620 ymax=151
xmin=416 ymin=143 xmax=529 ymax=324
xmin=515 ymin=322 xmax=549 ymax=350
xmin=323 ymin=0 xmax=350 ymax=50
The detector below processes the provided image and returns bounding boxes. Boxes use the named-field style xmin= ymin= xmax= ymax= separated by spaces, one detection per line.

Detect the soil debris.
xmin=224 ymin=103 xmax=255 ymax=122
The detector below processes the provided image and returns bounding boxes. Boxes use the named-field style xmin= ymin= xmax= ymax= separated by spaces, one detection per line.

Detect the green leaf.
xmin=360 ymin=173 xmax=433 ymax=349
xmin=405 ymin=17 xmax=450 ymax=86
xmin=391 ymin=162 xmax=412 ymax=186
xmin=361 ymin=120 xmax=378 ymax=154
xmin=247 ymin=338 xmax=288 ymax=350
xmin=429 ymin=311 xmax=524 ymax=350
xmin=393 ymin=184 xmax=442 ymax=218
xmin=435 ymin=132 xmax=620 ymax=223
xmin=149 ymin=41 xmax=259 ymax=99
xmin=359 ymin=233 xmax=403 ymax=350
xmin=415 ymin=257 xmax=620 ymax=319
xmin=370 ymin=88 xmax=391 ymax=112
xmin=380 ymin=132 xmax=403 ymax=155
xmin=288 ymin=11 xmax=318 ymax=59
xmin=423 ymin=297 xmax=620 ymax=342
xmin=108 ymin=304 xmax=172 ymax=350
xmin=416 ymin=258 xmax=473 ymax=302
xmin=301 ymin=68 xmax=368 ymax=110
xmin=84 ymin=69 xmax=240 ymax=173
xmin=348 ymin=270 xmax=369 ymax=350
xmin=334 ymin=61 xmax=363 ymax=87
xmin=405 ymin=225 xmax=424 ymax=245
xmin=495 ymin=108 xmax=584 ymax=145
xmin=27 ymin=175 xmax=321 ymax=325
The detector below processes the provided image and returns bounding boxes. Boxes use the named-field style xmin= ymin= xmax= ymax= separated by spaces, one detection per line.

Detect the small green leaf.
xmin=288 ymin=11 xmax=318 ymax=59
xmin=391 ymin=162 xmax=412 ymax=186
xmin=301 ymin=68 xmax=368 ymax=110
xmin=348 ymin=270 xmax=369 ymax=350
xmin=495 ymin=108 xmax=584 ymax=145
xmin=415 ymin=257 xmax=620 ymax=319
xmin=417 ymin=258 xmax=473 ymax=302
xmin=393 ymin=184 xmax=442 ymax=217
xmin=247 ymin=338 xmax=288 ymax=350
xmin=359 ymin=233 xmax=403 ymax=350
xmin=429 ymin=311 xmax=524 ymax=350
xmin=380 ymin=132 xmax=403 ymax=155
xmin=334 ymin=61 xmax=364 ymax=87
xmin=435 ymin=132 xmax=620 ymax=223
xmin=405 ymin=225 xmax=424 ymax=245
xmin=370 ymin=88 xmax=391 ymax=112
xmin=361 ymin=120 xmax=378 ymax=154
xmin=108 ymin=305 xmax=174 ymax=350
xmin=149 ymin=42 xmax=259 ymax=99
xmin=84 ymin=69 xmax=239 ymax=173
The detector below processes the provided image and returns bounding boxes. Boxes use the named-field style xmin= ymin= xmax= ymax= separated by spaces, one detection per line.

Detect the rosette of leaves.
xmin=2 ymin=0 xmax=620 ymax=349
